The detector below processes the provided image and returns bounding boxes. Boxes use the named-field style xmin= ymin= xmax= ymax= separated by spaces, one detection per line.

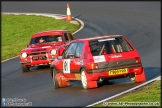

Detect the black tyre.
xmin=52 ymin=68 xmax=60 ymax=89
xmin=81 ymin=69 xmax=88 ymax=89
xmin=21 ymin=64 xmax=29 ymax=72
xmin=102 ymin=78 xmax=109 ymax=84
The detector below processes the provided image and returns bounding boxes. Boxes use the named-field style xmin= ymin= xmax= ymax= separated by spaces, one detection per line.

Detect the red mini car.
xmin=50 ymin=35 xmax=146 ymax=89
xmin=19 ymin=30 xmax=75 ymax=72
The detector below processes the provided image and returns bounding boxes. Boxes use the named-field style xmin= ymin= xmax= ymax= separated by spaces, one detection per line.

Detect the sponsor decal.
xmin=93 ymin=55 xmax=106 ymax=63
xmin=75 ymin=60 xmax=83 ymax=65
xmin=111 ymin=54 xmax=122 ymax=58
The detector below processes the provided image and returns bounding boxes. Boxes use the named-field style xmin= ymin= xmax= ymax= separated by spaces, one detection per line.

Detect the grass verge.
xmin=93 ymin=80 xmax=161 ymax=107
xmin=1 ymin=14 xmax=80 ymax=61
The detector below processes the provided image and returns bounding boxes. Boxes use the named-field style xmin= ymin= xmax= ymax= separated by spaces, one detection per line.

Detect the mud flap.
xmin=87 ymin=81 xmax=98 ymax=89
xmin=56 ymin=74 xmax=70 ymax=87
xmin=135 ymin=70 xmax=146 ymax=83
xmin=86 ymin=73 xmax=98 ymax=89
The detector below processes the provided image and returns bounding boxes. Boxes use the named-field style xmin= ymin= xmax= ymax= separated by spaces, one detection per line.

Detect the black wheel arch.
xmin=79 ymin=65 xmax=88 ymax=73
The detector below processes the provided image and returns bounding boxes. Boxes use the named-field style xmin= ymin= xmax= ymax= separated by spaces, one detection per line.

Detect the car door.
xmin=61 ymin=42 xmax=78 ymax=73
xmin=70 ymin=42 xmax=84 ymax=73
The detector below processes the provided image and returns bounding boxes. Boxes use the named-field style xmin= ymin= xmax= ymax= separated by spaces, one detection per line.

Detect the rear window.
xmin=89 ymin=37 xmax=133 ymax=56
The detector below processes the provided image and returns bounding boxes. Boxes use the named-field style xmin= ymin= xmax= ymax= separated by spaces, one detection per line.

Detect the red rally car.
xmin=50 ymin=35 xmax=146 ymax=89
xmin=19 ymin=30 xmax=75 ymax=72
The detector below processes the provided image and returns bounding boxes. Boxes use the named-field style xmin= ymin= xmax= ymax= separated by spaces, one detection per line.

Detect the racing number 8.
xmin=64 ymin=61 xmax=67 ymax=71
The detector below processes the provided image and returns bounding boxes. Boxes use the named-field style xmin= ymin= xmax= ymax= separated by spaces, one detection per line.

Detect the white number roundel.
xmin=63 ymin=59 xmax=70 ymax=73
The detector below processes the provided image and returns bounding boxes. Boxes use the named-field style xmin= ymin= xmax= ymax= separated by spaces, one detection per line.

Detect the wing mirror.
xmin=75 ymin=53 xmax=80 ymax=58
xmin=57 ymin=56 xmax=63 ymax=60
xmin=67 ymin=53 xmax=74 ymax=58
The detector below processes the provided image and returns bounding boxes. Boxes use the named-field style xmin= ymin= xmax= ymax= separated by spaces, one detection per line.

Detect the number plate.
xmin=108 ymin=68 xmax=128 ymax=76
xmin=32 ymin=56 xmax=46 ymax=60
xmin=32 ymin=56 xmax=39 ymax=60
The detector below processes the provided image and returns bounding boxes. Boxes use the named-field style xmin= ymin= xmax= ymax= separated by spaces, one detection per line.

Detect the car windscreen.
xmin=29 ymin=35 xmax=63 ymax=45
xmin=89 ymin=37 xmax=133 ymax=56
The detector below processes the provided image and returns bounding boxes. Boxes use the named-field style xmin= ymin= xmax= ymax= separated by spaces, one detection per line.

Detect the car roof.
xmin=32 ymin=30 xmax=67 ymax=38
xmin=72 ymin=35 xmax=123 ymax=42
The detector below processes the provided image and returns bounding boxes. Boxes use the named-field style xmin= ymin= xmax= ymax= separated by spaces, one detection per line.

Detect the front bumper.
xmin=20 ymin=60 xmax=52 ymax=66
xmin=20 ymin=57 xmax=56 ymax=66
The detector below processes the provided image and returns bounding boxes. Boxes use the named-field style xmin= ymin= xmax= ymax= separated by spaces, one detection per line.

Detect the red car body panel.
xmin=19 ymin=30 xmax=74 ymax=72
xmin=50 ymin=35 xmax=146 ymax=89
xmin=32 ymin=30 xmax=64 ymax=38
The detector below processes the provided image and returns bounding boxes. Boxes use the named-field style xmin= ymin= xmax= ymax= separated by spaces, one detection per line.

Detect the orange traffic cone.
xmin=66 ymin=3 xmax=72 ymax=20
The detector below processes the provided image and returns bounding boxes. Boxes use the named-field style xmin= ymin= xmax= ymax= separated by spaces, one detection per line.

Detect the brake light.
xmin=135 ymin=57 xmax=141 ymax=63
xmin=90 ymin=63 xmax=98 ymax=69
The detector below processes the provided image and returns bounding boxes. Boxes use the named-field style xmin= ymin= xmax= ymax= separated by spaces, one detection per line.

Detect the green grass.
xmin=1 ymin=14 xmax=80 ymax=61
xmin=93 ymin=81 xmax=161 ymax=107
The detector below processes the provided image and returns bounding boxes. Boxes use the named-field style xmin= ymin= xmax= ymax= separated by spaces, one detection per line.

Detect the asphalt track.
xmin=1 ymin=1 xmax=161 ymax=107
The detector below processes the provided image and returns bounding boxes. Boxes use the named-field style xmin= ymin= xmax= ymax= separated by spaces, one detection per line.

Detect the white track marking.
xmin=1 ymin=56 xmax=18 ymax=62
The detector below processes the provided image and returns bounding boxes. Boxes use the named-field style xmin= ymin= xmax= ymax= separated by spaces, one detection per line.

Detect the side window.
xmin=63 ymin=42 xmax=78 ymax=59
xmin=68 ymin=32 xmax=74 ymax=41
xmin=89 ymin=41 xmax=101 ymax=56
xmin=64 ymin=33 xmax=69 ymax=42
xmin=74 ymin=42 xmax=84 ymax=58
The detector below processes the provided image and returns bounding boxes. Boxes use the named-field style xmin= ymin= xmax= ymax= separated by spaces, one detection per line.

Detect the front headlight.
xmin=21 ymin=52 xmax=28 ymax=58
xmin=50 ymin=49 xmax=57 ymax=55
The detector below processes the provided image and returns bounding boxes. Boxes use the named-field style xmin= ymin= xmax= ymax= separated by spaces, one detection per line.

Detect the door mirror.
xmin=57 ymin=56 xmax=63 ymax=60
xmin=26 ymin=44 xmax=28 ymax=48
xmin=75 ymin=52 xmax=80 ymax=58
xmin=67 ymin=53 xmax=74 ymax=58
